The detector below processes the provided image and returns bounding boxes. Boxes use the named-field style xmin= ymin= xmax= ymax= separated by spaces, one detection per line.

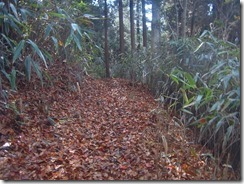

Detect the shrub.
xmin=159 ymin=32 xmax=240 ymax=170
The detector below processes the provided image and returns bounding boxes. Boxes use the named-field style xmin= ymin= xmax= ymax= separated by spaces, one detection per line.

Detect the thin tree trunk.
xmin=181 ymin=0 xmax=188 ymax=39
xmin=142 ymin=0 xmax=147 ymax=47
xmin=136 ymin=0 xmax=141 ymax=49
xmin=151 ymin=0 xmax=161 ymax=55
xmin=174 ymin=0 xmax=179 ymax=40
xmin=119 ymin=0 xmax=125 ymax=54
xmin=190 ymin=0 xmax=198 ymax=36
xmin=190 ymin=8 xmax=195 ymax=36
xmin=104 ymin=0 xmax=110 ymax=77
xmin=130 ymin=0 xmax=135 ymax=52
xmin=178 ymin=0 xmax=183 ymax=37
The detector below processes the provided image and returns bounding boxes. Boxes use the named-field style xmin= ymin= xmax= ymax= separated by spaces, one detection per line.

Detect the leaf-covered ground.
xmin=0 ymin=63 xmax=236 ymax=180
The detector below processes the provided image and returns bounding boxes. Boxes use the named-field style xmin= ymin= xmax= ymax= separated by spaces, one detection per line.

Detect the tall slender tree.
xmin=104 ymin=0 xmax=110 ymax=77
xmin=181 ymin=0 xmax=188 ymax=38
xmin=174 ymin=0 xmax=179 ymax=39
xmin=119 ymin=0 xmax=125 ymax=54
xmin=151 ymin=0 xmax=161 ymax=55
xmin=136 ymin=0 xmax=141 ymax=49
xmin=130 ymin=0 xmax=135 ymax=52
xmin=142 ymin=0 xmax=147 ymax=47
xmin=190 ymin=0 xmax=198 ymax=36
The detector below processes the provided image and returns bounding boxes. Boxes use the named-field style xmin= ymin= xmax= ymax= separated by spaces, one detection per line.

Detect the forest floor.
xmin=0 ymin=62 xmax=236 ymax=180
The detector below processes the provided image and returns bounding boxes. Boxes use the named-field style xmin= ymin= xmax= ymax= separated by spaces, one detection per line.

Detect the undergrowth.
xmin=111 ymin=31 xmax=240 ymax=176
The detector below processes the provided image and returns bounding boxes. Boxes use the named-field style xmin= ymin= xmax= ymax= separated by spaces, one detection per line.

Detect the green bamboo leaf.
xmin=231 ymin=69 xmax=239 ymax=78
xmin=210 ymin=62 xmax=225 ymax=74
xmin=48 ymin=12 xmax=66 ymax=18
xmin=199 ymin=30 xmax=209 ymax=38
xmin=60 ymin=9 xmax=73 ymax=22
xmin=214 ymin=118 xmax=225 ymax=134
xmin=3 ymin=20 xmax=10 ymax=35
xmin=31 ymin=60 xmax=43 ymax=86
xmin=9 ymin=68 xmax=17 ymax=90
xmin=24 ymin=55 xmax=32 ymax=81
xmin=170 ymin=74 xmax=179 ymax=84
xmin=218 ymin=50 xmax=229 ymax=56
xmin=2 ymin=69 xmax=18 ymax=90
xmin=194 ymin=42 xmax=205 ymax=53
xmin=65 ymin=34 xmax=73 ymax=47
xmin=1 ymin=70 xmax=10 ymax=82
xmin=84 ymin=32 xmax=92 ymax=41
xmin=27 ymin=39 xmax=47 ymax=68
xmin=207 ymin=116 xmax=219 ymax=127
xmin=195 ymin=95 xmax=203 ymax=106
xmin=184 ymin=72 xmax=196 ymax=88
xmin=44 ymin=24 xmax=53 ymax=39
xmin=180 ymin=88 xmax=189 ymax=104
xmin=9 ymin=3 xmax=19 ymax=20
xmin=43 ymin=50 xmax=53 ymax=63
xmin=73 ymin=34 xmax=82 ymax=51
xmin=51 ymin=36 xmax=58 ymax=51
xmin=189 ymin=96 xmax=195 ymax=104
xmin=181 ymin=108 xmax=193 ymax=115
xmin=169 ymin=101 xmax=178 ymax=109
xmin=7 ymin=14 xmax=22 ymax=33
xmin=218 ymin=99 xmax=225 ymax=111
xmin=221 ymin=74 xmax=231 ymax=90
xmin=19 ymin=8 xmax=32 ymax=22
xmin=225 ymin=112 xmax=238 ymax=119
xmin=205 ymin=42 xmax=215 ymax=50
xmin=210 ymin=99 xmax=225 ymax=112
xmin=13 ymin=40 xmax=25 ymax=62
xmin=183 ymin=101 xmax=195 ymax=109
xmin=1 ymin=33 xmax=14 ymax=49
xmin=20 ymin=8 xmax=27 ymax=22
xmin=209 ymin=101 xmax=219 ymax=112
xmin=222 ymin=125 xmax=233 ymax=151
xmin=204 ymin=87 xmax=213 ymax=101
xmin=71 ymin=23 xmax=82 ymax=36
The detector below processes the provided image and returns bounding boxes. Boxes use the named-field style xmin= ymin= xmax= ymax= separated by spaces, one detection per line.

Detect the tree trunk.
xmin=190 ymin=0 xmax=199 ymax=36
xmin=190 ymin=7 xmax=195 ymax=36
xmin=136 ymin=0 xmax=141 ymax=49
xmin=177 ymin=0 xmax=183 ymax=37
xmin=174 ymin=0 xmax=179 ymax=40
xmin=142 ymin=0 xmax=147 ymax=47
xmin=119 ymin=0 xmax=125 ymax=54
xmin=104 ymin=0 xmax=110 ymax=77
xmin=151 ymin=0 xmax=161 ymax=55
xmin=130 ymin=0 xmax=135 ymax=52
xmin=181 ymin=0 xmax=188 ymax=39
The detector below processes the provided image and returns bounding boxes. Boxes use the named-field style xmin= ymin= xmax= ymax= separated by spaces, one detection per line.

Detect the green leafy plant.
xmin=0 ymin=0 xmax=98 ymax=89
xmin=158 ymin=32 xmax=240 ymax=170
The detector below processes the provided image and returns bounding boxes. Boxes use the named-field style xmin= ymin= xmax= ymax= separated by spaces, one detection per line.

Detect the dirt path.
xmin=0 ymin=64 xmax=220 ymax=180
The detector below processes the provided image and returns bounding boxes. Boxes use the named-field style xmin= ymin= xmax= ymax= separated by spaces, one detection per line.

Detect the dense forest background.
xmin=0 ymin=0 xmax=241 ymax=180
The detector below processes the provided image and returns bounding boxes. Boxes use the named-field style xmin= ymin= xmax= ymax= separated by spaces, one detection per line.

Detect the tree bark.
xmin=174 ymin=0 xmax=179 ymax=40
xmin=142 ymin=0 xmax=147 ymax=47
xmin=119 ymin=0 xmax=125 ymax=54
xmin=130 ymin=0 xmax=135 ymax=52
xmin=151 ymin=0 xmax=161 ymax=55
xmin=190 ymin=4 xmax=195 ymax=36
xmin=181 ymin=0 xmax=188 ymax=39
xmin=136 ymin=0 xmax=141 ymax=49
xmin=104 ymin=0 xmax=110 ymax=77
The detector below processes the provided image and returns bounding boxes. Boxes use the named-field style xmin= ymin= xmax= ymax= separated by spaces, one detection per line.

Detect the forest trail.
xmin=0 ymin=63 xmax=222 ymax=180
